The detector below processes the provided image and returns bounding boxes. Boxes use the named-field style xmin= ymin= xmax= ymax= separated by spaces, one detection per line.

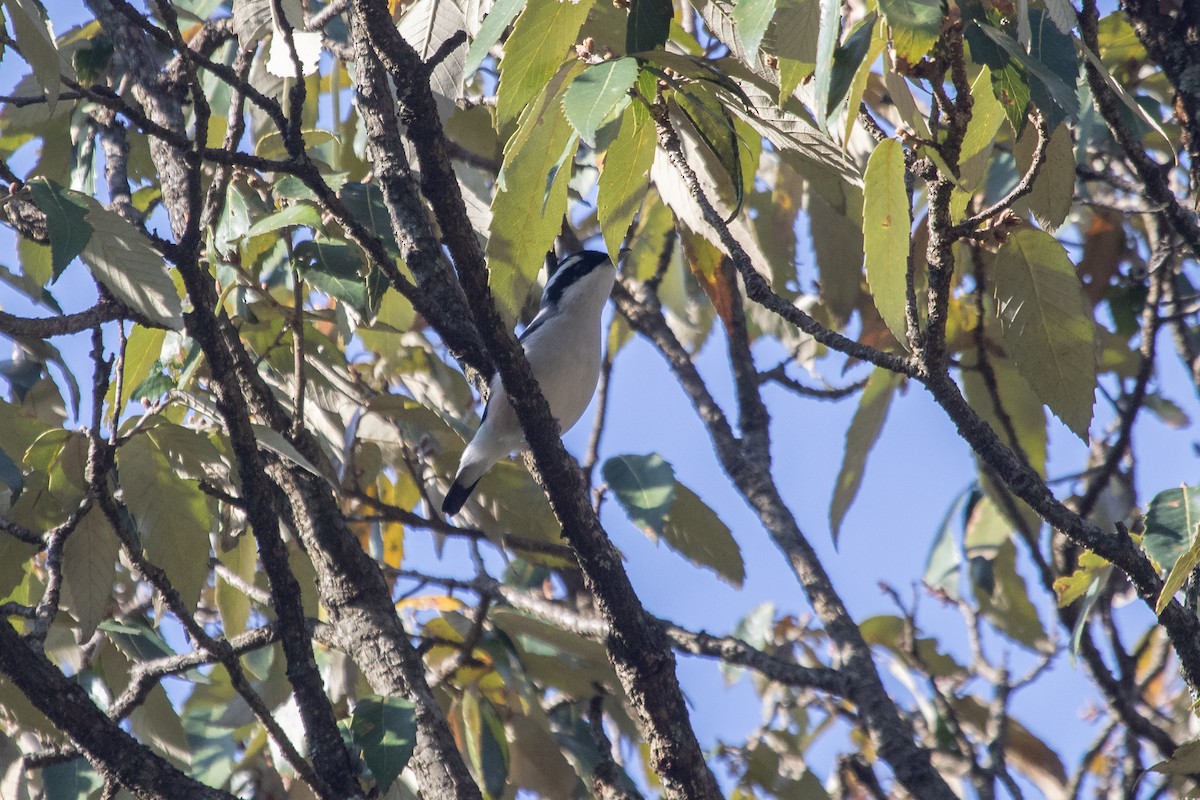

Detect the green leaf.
xmin=1143 ymin=485 xmax=1200 ymax=573
xmin=350 ymin=695 xmax=417 ymax=793
xmin=116 ymin=432 xmax=212 ymax=612
xmin=245 ymin=203 xmax=324 ymax=237
xmin=495 ymin=0 xmax=594 ymax=129
xmin=1151 ymin=739 xmax=1200 ymax=777
xmin=60 ymin=508 xmax=119 ymax=640
xmin=1014 ymin=122 xmax=1074 ymax=232
xmin=488 ymin=65 xmax=582 ymax=319
xmin=732 ymin=0 xmax=776 ymax=57
xmin=661 ymin=482 xmax=744 ymax=587
xmin=626 ymin=0 xmax=672 ymax=52
xmin=562 ymin=58 xmax=638 ymax=147
xmin=602 ymin=453 xmax=675 ymax=536
xmin=960 ymin=353 xmax=1047 ymax=535
xmin=42 ymin=758 xmax=102 ymax=800
xmin=293 ymin=239 xmax=385 ymax=319
xmin=27 ymin=178 xmax=91 ymax=277
xmin=811 ymin=0 xmax=840 ymax=131
xmin=675 ymin=83 xmax=744 ymax=220
xmin=958 ymin=66 xmax=1006 ymax=166
xmin=830 ymin=367 xmax=900 ymax=544
xmin=976 ymin=22 xmax=1077 ymax=125
xmin=106 ymin=325 xmax=166 ymax=412
xmin=80 ymin=201 xmax=184 ymax=330
xmin=254 ymin=128 xmax=338 ymax=160
xmin=924 ymin=491 xmax=968 ymax=599
xmin=3 ymin=0 xmax=71 ymax=105
xmin=862 ymin=138 xmax=910 ymax=345
xmin=464 ymin=0 xmax=525 ymax=77
xmin=250 ymin=423 xmax=331 ymax=484
xmin=338 ymin=183 xmax=400 ymax=257
xmin=130 ymin=685 xmax=190 ymax=767
xmin=991 ymin=229 xmax=1096 ymax=440
xmin=1156 ymin=500 xmax=1200 ymax=615
xmin=877 ymin=0 xmax=941 ymax=64
xmin=461 ymin=691 xmax=509 ymax=797
xmin=598 ymin=94 xmax=657 ymax=258
xmin=974 ymin=539 xmax=1051 ymax=652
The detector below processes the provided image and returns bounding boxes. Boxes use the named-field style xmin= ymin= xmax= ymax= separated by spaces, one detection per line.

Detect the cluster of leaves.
xmin=0 ymin=0 xmax=1198 ymax=795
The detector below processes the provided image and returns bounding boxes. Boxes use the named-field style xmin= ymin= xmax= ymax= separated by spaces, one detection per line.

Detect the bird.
xmin=441 ymin=250 xmax=617 ymax=516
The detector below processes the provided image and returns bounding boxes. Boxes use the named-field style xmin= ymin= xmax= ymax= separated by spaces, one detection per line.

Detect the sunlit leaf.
xmin=732 ymin=0 xmax=776 ymax=57
xmin=562 ymin=57 xmax=638 ymax=147
xmin=598 ymin=91 xmax=657 ymax=258
xmin=862 ymin=138 xmax=910 ymax=346
xmin=877 ymin=0 xmax=941 ymax=64
xmin=495 ymin=0 xmax=594 ymax=129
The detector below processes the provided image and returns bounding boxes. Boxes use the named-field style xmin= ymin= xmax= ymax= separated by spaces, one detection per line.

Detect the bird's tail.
xmin=441 ymin=447 xmax=493 ymax=516
xmin=441 ymin=473 xmax=481 ymax=516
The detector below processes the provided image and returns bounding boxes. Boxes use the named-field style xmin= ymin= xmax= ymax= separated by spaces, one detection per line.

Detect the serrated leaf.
xmin=1014 ymin=123 xmax=1074 ymax=231
xmin=464 ymin=0 xmax=524 ymax=77
xmin=958 ymin=66 xmax=1006 ymax=166
xmin=245 ymin=203 xmax=324 ymax=237
xmin=562 ymin=57 xmax=638 ymax=146
xmin=830 ymin=367 xmax=900 ymax=543
xmin=626 ymin=0 xmax=672 ymax=52
xmin=862 ymin=138 xmax=910 ymax=345
xmin=661 ymin=482 xmax=744 ymax=586
xmin=877 ymin=0 xmax=941 ymax=64
xmin=4 ymin=0 xmax=71 ymax=105
xmin=976 ymin=21 xmax=1077 ymax=124
xmin=602 ymin=453 xmax=675 ymax=536
xmin=598 ymin=95 xmax=657 ymax=258
xmin=733 ymin=0 xmax=776 ymax=57
xmin=991 ymin=229 xmax=1096 ymax=439
xmin=494 ymin=0 xmax=594 ymax=129
xmin=350 ymin=695 xmax=417 ymax=793
xmin=488 ymin=65 xmax=581 ymax=319
xmin=60 ymin=508 xmax=119 ymax=640
xmin=80 ymin=202 xmax=183 ymax=330
xmin=116 ymin=433 xmax=211 ymax=612
xmin=27 ymin=178 xmax=91 ymax=277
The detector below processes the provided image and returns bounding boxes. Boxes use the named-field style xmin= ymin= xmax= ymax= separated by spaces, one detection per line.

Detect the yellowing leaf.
xmin=991 ymin=229 xmax=1096 ymax=440
xmin=862 ymin=139 xmax=910 ymax=347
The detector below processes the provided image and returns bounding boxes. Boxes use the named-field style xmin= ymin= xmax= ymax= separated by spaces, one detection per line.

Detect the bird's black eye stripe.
xmin=542 ymin=250 xmax=610 ymax=307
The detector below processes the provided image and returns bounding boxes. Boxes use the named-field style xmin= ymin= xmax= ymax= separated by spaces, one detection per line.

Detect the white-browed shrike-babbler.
xmin=441 ymin=250 xmax=618 ymax=516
